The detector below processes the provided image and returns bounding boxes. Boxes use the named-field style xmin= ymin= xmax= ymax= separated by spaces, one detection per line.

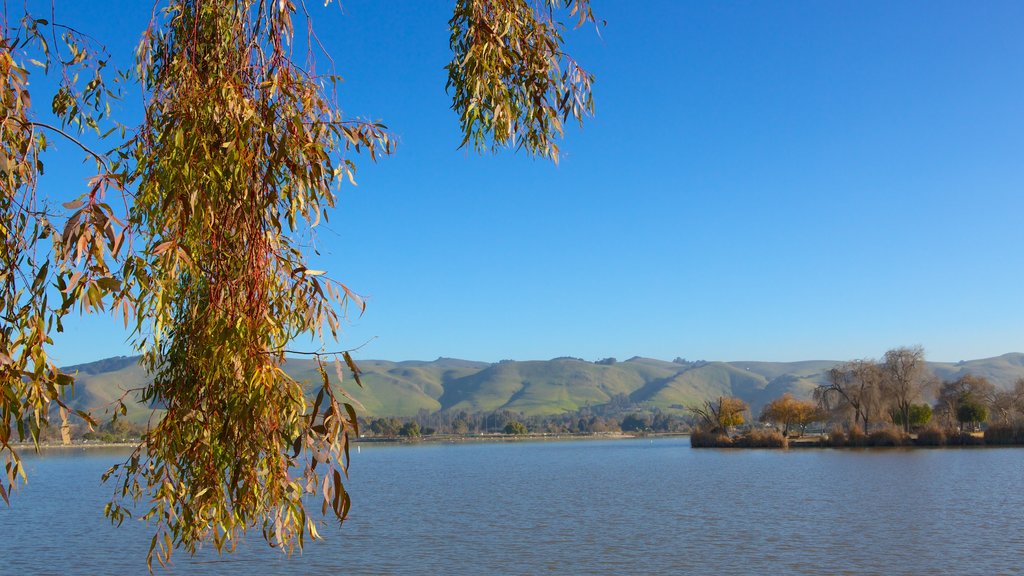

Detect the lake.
xmin=2 ymin=438 xmax=1023 ymax=575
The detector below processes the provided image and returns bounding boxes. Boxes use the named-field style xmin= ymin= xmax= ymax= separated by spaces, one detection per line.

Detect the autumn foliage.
xmin=758 ymin=393 xmax=824 ymax=437
xmin=690 ymin=396 xmax=748 ymax=433
xmin=1 ymin=0 xmax=597 ymax=569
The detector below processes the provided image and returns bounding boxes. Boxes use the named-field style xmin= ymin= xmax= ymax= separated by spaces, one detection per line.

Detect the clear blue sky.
xmin=33 ymin=1 xmax=1024 ymax=365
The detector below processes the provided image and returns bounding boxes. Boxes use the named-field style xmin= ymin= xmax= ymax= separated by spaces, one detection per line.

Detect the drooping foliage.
xmin=0 ymin=9 xmax=114 ymax=505
xmin=1 ymin=0 xmax=595 ymax=569
xmin=447 ymin=0 xmax=595 ymax=162
xmin=99 ymin=1 xmax=390 ymax=568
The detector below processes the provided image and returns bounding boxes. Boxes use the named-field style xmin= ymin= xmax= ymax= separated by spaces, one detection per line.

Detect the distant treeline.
xmin=31 ymin=393 xmax=694 ymax=443
xmin=359 ymin=400 xmax=692 ymax=438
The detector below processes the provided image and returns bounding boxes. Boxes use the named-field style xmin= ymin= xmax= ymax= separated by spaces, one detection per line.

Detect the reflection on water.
xmin=3 ymin=439 xmax=1023 ymax=575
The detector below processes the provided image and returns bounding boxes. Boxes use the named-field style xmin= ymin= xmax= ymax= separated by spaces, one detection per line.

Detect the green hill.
xmin=60 ymin=353 xmax=1024 ymax=422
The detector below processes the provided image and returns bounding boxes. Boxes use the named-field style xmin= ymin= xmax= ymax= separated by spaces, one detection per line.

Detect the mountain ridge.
xmin=61 ymin=353 xmax=1024 ymax=421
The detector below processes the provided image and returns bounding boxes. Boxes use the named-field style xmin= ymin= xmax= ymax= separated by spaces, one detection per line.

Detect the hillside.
xmin=61 ymin=353 xmax=1024 ymax=422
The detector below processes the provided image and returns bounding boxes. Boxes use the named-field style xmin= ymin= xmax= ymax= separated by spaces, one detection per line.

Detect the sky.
xmin=24 ymin=0 xmax=1024 ymax=365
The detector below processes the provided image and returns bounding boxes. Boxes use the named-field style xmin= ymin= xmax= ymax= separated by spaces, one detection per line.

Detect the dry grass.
xmin=824 ymin=425 xmax=846 ymax=447
xmin=983 ymin=424 xmax=1024 ymax=445
xmin=734 ymin=429 xmax=787 ymax=448
xmin=690 ymin=428 xmax=788 ymax=448
xmin=867 ymin=427 xmax=907 ymax=447
xmin=946 ymin=430 xmax=985 ymax=446
xmin=846 ymin=425 xmax=867 ymax=447
xmin=914 ymin=426 xmax=946 ymax=446
xmin=689 ymin=430 xmax=733 ymax=448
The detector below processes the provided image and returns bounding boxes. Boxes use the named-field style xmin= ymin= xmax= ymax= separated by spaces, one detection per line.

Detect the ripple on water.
xmin=3 ymin=440 xmax=1023 ymax=575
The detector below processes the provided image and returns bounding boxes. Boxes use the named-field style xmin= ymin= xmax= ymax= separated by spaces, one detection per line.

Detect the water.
xmin=2 ymin=438 xmax=1023 ymax=575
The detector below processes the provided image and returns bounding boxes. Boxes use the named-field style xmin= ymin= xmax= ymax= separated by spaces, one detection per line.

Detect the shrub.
xmin=867 ymin=427 xmax=907 ymax=447
xmin=824 ymin=425 xmax=846 ymax=447
xmin=690 ymin=430 xmax=732 ymax=448
xmin=891 ymin=403 xmax=933 ymax=430
xmin=957 ymin=400 xmax=988 ymax=431
xmin=503 ymin=420 xmax=528 ymax=435
xmin=983 ymin=423 xmax=1023 ymax=445
xmin=915 ymin=426 xmax=946 ymax=447
xmin=846 ymin=425 xmax=867 ymax=447
xmin=734 ymin=429 xmax=787 ymax=448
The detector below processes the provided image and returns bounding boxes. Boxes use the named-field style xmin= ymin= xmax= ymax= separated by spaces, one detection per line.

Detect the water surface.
xmin=3 ymin=438 xmax=1022 ymax=574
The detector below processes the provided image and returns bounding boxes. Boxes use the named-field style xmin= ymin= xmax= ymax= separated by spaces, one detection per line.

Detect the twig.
xmin=26 ymin=120 xmax=111 ymax=171
xmin=274 ymin=336 xmax=377 ymax=357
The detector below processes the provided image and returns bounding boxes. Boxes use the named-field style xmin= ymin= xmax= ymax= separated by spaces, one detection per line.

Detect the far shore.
xmin=19 ymin=430 xmax=1017 ymax=451
xmin=12 ymin=431 xmax=685 ymax=451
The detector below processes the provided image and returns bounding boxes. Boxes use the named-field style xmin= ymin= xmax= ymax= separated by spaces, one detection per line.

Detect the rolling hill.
xmin=60 ymin=353 xmax=1024 ymax=422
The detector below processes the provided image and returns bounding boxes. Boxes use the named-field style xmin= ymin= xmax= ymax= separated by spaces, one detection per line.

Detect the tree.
xmin=690 ymin=397 xmax=748 ymax=433
xmin=370 ymin=417 xmax=402 ymax=438
xmin=890 ymin=403 xmax=932 ymax=430
xmin=935 ymin=374 xmax=996 ymax=427
xmin=399 ymin=421 xmax=421 ymax=438
xmin=620 ymin=413 xmax=651 ymax=432
xmin=957 ymin=399 xmax=988 ymax=432
xmin=760 ymin=393 xmax=824 ymax=436
xmin=815 ymin=359 xmax=884 ymax=432
xmin=989 ymin=378 xmax=1024 ymax=425
xmin=451 ymin=417 xmax=470 ymax=435
xmin=1 ymin=0 xmax=596 ymax=567
xmin=882 ymin=346 xmax=932 ymax=434
xmin=503 ymin=420 xmax=528 ymax=435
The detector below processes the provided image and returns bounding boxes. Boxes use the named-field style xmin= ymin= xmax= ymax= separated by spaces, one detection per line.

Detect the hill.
xmin=61 ymin=353 xmax=1024 ymax=422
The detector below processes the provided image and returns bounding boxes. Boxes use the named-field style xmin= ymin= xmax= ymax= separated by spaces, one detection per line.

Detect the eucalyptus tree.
xmin=1 ymin=0 xmax=596 ymax=568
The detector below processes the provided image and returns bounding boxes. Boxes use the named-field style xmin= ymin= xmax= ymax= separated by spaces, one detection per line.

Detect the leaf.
xmin=332 ymin=357 xmax=344 ymax=384
xmin=310 ymin=387 xmax=326 ymax=422
xmin=342 ymin=351 xmax=363 ymax=388
xmin=151 ymin=240 xmax=174 ymax=256
xmin=343 ymin=403 xmax=360 ymax=437
xmin=62 ymin=198 xmax=85 ymax=210
xmin=302 ymin=269 xmax=326 ymax=276
xmin=75 ymin=409 xmax=98 ymax=428
xmin=332 ymin=469 xmax=344 ymax=517
xmin=96 ymin=277 xmax=121 ymax=292
xmin=63 ymin=271 xmax=84 ymax=293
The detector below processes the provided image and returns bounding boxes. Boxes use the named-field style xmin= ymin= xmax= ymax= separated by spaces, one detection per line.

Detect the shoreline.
xmin=12 ymin=431 xmax=687 ymax=450
xmin=12 ymin=430 xmax=1024 ymax=451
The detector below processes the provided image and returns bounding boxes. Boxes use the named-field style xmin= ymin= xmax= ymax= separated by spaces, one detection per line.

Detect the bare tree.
xmin=815 ymin=359 xmax=884 ymax=431
xmin=882 ymin=346 xmax=932 ymax=434
xmin=988 ymin=377 xmax=1024 ymax=425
